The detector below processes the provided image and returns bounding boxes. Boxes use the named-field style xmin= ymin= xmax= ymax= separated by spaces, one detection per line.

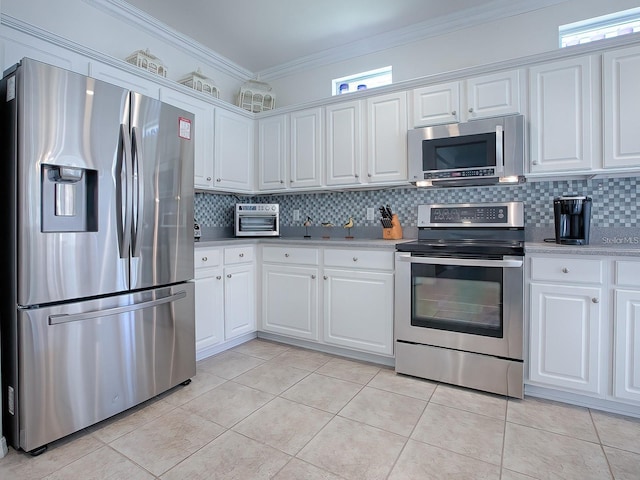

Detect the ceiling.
xmin=122 ymin=0 xmax=569 ymax=76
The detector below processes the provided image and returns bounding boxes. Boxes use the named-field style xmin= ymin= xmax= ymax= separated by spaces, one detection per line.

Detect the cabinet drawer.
xmin=615 ymin=260 xmax=640 ymax=287
xmin=324 ymin=248 xmax=393 ymax=270
xmin=262 ymin=246 xmax=319 ymax=265
xmin=530 ymin=256 xmax=603 ymax=284
xmin=224 ymin=245 xmax=254 ymax=265
xmin=195 ymin=248 xmax=221 ymax=269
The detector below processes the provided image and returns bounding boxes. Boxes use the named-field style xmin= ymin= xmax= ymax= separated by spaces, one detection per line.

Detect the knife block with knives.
xmin=379 ymin=205 xmax=402 ymax=240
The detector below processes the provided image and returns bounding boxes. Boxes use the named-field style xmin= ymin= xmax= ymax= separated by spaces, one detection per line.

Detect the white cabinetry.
xmin=323 ymin=249 xmax=394 ymax=355
xmin=528 ymin=256 xmax=605 ymax=395
xmin=412 ymin=70 xmax=522 ymax=127
xmin=290 ymin=108 xmax=323 ymax=189
xmin=88 ymin=61 xmax=159 ymax=98
xmin=325 ymin=100 xmax=362 ymax=186
xmin=257 ymin=114 xmax=288 ymax=191
xmin=160 ymin=88 xmax=215 ymax=189
xmin=603 ymin=45 xmax=640 ymax=169
xmin=194 ymin=248 xmax=224 ymax=357
xmin=261 ymin=246 xmax=320 ymax=340
xmin=613 ymin=260 xmax=640 ymax=403
xmin=214 ymin=109 xmax=254 ymax=192
xmin=223 ymin=246 xmax=256 ymax=339
xmin=528 ymin=56 xmax=599 ymax=174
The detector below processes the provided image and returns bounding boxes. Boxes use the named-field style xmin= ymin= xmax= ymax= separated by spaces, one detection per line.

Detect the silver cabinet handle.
xmin=353 ymin=257 xmax=358 ymax=262
xmin=206 ymin=176 xmax=212 ymax=181
xmin=227 ymin=274 xmax=232 ymax=278
xmin=239 ymin=253 xmax=244 ymax=258
xmin=451 ymin=110 xmax=457 ymax=116
xmin=368 ymin=173 xmax=372 ymax=177
xmin=216 ymin=275 xmax=222 ymax=280
xmin=532 ymin=160 xmax=539 ymax=165
xmin=280 ymin=180 xmax=284 ymax=184
xmin=562 ymin=267 xmax=569 ymax=273
xmin=311 ymin=275 xmax=316 ymax=279
xmin=354 ymin=173 xmax=359 ymax=178
xmin=323 ymin=275 xmax=328 ymax=280
xmin=285 ymin=253 xmax=290 ymax=257
xmin=216 ymin=178 xmax=221 ymax=182
xmin=592 ymin=298 xmax=599 ymax=303
xmin=202 ymin=256 xmax=208 ymax=262
xmin=468 ymin=107 xmax=474 ymax=113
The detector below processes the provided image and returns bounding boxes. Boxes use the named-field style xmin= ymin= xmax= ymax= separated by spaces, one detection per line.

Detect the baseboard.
xmin=195 ymin=332 xmax=258 ymax=361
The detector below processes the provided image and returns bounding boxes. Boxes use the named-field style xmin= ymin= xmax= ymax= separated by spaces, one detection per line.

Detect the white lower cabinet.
xmin=194 ymin=249 xmax=224 ymax=353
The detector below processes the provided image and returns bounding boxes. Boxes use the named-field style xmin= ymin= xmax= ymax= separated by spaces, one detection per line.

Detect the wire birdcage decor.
xmin=125 ymin=49 xmax=167 ymax=77
xmin=178 ymin=68 xmax=220 ymax=98
xmin=237 ymin=80 xmax=276 ymax=112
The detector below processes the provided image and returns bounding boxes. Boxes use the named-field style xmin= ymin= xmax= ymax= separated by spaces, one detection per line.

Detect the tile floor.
xmin=1 ymin=339 xmax=640 ymax=479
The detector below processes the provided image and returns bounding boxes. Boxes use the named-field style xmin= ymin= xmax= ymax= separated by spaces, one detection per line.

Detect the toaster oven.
xmin=234 ymin=203 xmax=280 ymax=237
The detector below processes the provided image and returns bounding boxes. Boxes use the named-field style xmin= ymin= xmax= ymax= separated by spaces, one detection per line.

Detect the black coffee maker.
xmin=553 ymin=195 xmax=592 ymax=245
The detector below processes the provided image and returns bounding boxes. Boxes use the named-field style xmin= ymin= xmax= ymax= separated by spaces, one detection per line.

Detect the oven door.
xmin=395 ymin=252 xmax=523 ymax=360
xmin=235 ymin=214 xmax=280 ymax=237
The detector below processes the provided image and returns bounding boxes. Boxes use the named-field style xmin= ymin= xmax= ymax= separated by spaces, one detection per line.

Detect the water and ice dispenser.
xmin=42 ymin=164 xmax=98 ymax=232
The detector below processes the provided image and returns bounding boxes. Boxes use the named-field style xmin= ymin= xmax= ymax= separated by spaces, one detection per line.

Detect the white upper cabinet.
xmin=160 ymin=88 xmax=215 ymax=190
xmin=325 ymin=100 xmax=363 ymax=186
xmin=603 ymin=45 xmax=640 ymax=169
xmin=257 ymin=114 xmax=288 ymax=191
xmin=528 ymin=56 xmax=599 ymax=174
xmin=365 ymin=92 xmax=408 ymax=184
xmin=214 ymin=108 xmax=254 ymax=192
xmin=412 ymin=70 xmax=522 ymax=127
xmin=89 ymin=61 xmax=160 ymax=99
xmin=290 ymin=107 xmax=323 ymax=189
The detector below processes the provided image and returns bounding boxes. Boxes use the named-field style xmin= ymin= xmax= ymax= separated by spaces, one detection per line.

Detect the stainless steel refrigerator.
xmin=0 ymin=58 xmax=196 ymax=453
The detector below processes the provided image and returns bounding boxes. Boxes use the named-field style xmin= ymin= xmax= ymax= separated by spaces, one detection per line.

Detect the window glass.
xmin=559 ymin=8 xmax=640 ymax=48
xmin=332 ymin=66 xmax=392 ymax=96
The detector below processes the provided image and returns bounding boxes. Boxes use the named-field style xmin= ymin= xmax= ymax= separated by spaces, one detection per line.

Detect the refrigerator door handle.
xmin=131 ymin=126 xmax=144 ymax=258
xmin=47 ymin=290 xmax=188 ymax=325
xmin=116 ymin=122 xmax=133 ymax=258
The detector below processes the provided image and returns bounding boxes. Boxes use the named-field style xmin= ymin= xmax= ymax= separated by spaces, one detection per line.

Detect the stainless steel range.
xmin=395 ymin=202 xmax=525 ymax=398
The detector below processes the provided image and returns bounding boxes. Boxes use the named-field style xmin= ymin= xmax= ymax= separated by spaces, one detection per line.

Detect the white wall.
xmin=267 ymin=0 xmax=640 ymax=106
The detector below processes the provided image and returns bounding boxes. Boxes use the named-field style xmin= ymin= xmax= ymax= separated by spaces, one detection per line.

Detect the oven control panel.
xmin=417 ymin=202 xmax=524 ymax=228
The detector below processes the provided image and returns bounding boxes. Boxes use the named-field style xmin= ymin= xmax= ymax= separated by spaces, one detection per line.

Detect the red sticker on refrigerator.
xmin=178 ymin=117 xmax=191 ymax=140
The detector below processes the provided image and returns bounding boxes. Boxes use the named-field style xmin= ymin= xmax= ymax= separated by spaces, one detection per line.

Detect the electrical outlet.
xmin=293 ymin=209 xmax=300 ymax=221
xmin=366 ymin=207 xmax=375 ymax=221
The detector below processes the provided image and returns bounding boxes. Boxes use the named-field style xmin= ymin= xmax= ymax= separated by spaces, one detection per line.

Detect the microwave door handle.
xmin=397 ymin=254 xmax=522 ymax=268
xmin=495 ymin=125 xmax=504 ymax=169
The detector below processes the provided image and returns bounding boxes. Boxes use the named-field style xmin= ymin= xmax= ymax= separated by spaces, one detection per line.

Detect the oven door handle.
xmin=396 ymin=254 xmax=523 ymax=268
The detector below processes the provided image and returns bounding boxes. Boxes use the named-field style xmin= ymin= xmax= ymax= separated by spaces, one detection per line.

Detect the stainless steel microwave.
xmin=408 ymin=115 xmax=525 ymax=187
xmin=235 ymin=203 xmax=280 ymax=237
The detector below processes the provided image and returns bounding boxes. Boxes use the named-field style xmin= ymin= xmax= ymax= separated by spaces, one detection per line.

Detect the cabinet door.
xmin=528 ymin=56 xmax=598 ymax=173
xmin=412 ymin=82 xmax=459 ymax=127
xmin=195 ymin=269 xmax=224 ymax=354
xmin=613 ymin=289 xmax=640 ymax=403
xmin=262 ymin=264 xmax=319 ymax=340
xmin=160 ymin=88 xmax=215 ymax=189
xmin=214 ymin=109 xmax=254 ymax=192
xmin=290 ymin=108 xmax=323 ymax=188
xmin=88 ymin=61 xmax=159 ymax=99
xmin=257 ymin=114 xmax=288 ymax=191
xmin=366 ymin=92 xmax=408 ymax=183
xmin=529 ymin=282 xmax=603 ymax=394
xmin=224 ymin=264 xmax=256 ymax=339
xmin=466 ymin=70 xmax=521 ymax=119
xmin=326 ymin=101 xmax=362 ymax=186
xmin=603 ymin=45 xmax=640 ymax=169
xmin=323 ymin=269 xmax=394 ymax=355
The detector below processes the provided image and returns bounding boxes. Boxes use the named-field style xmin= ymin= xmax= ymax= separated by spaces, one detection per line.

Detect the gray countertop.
xmin=526 ymin=242 xmax=640 ymax=257
xmin=195 ymin=236 xmax=414 ymax=249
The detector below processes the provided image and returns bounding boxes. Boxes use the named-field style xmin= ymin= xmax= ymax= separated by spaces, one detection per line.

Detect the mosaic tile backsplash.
xmin=195 ymin=176 xmax=638 ymax=237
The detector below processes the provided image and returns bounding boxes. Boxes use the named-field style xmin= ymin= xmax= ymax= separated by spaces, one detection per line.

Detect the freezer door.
xmin=15 ymin=59 xmax=131 ymax=306
xmin=129 ymin=92 xmax=194 ymax=290
xmin=12 ymin=283 xmax=195 ymax=452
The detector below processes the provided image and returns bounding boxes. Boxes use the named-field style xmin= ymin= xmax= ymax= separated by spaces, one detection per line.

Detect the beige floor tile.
xmin=430 ymin=384 xmax=507 ymax=420
xmin=197 ymin=350 xmax=265 ymax=379
xmin=315 ymin=357 xmax=380 ymax=384
xmin=296 ymin=416 xmax=406 ymax=480
xmin=161 ymin=370 xmax=227 ymax=407
xmin=233 ymin=397 xmax=332 ymax=455
xmin=109 ymin=408 xmax=225 ymax=476
xmin=387 ymin=439 xmax=500 ymax=480
xmin=89 ymin=398 xmax=176 ymax=444
xmin=273 ymin=458 xmax=345 ymax=480
xmin=0 ymin=430 xmax=103 ymax=480
xmin=367 ymin=369 xmax=437 ymax=400
xmin=507 ymin=397 xmax=598 ymax=442
xmin=231 ymin=339 xmax=291 ymax=360
xmin=592 ymin=410 xmax=640 ymax=455
xmin=233 ymin=361 xmax=309 ymax=395
xmin=181 ymin=381 xmax=274 ymax=428
xmin=281 ymin=372 xmax=362 ymax=413
xmin=503 ymin=422 xmax=611 ymax=480
xmin=500 ymin=468 xmax=539 ymax=480
xmin=268 ymin=347 xmax=332 ymax=371
xmin=604 ymin=446 xmax=640 ymax=480
xmin=42 ymin=445 xmax=154 ymax=480
xmin=338 ymin=386 xmax=427 ymax=436
xmin=411 ymin=402 xmax=505 ymax=465
xmin=160 ymin=430 xmax=290 ymax=480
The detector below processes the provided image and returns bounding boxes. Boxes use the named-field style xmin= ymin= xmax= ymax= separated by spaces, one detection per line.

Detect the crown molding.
xmin=84 ymin=0 xmax=253 ymax=81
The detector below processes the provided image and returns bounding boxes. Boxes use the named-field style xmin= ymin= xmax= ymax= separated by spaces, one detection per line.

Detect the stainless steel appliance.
xmin=408 ymin=115 xmax=525 ymax=187
xmin=395 ymin=202 xmax=525 ymax=398
xmin=235 ymin=203 xmax=280 ymax=237
xmin=0 ymin=58 xmax=196 ymax=453
xmin=553 ymin=195 xmax=592 ymax=245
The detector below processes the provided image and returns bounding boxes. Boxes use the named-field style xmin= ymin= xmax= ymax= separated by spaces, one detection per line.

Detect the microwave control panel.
xmin=423 ymin=168 xmax=496 ymax=179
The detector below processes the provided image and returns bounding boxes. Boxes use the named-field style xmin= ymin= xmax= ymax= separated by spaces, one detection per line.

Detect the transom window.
xmin=332 ymin=66 xmax=392 ymax=96
xmin=559 ymin=7 xmax=640 ymax=48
